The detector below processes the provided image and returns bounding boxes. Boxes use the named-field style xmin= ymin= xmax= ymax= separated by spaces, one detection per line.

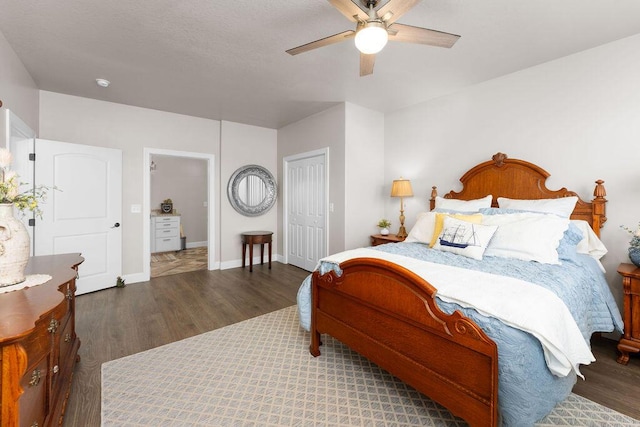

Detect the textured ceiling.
xmin=1 ymin=0 xmax=640 ymax=129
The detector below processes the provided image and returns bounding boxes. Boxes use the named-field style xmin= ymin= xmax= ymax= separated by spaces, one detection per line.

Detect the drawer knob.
xmin=48 ymin=318 xmax=59 ymax=334
xmin=65 ymin=333 xmax=72 ymax=342
xmin=31 ymin=422 xmax=39 ymax=427
xmin=52 ymin=365 xmax=59 ymax=375
xmin=29 ymin=369 xmax=41 ymax=387
xmin=66 ymin=288 xmax=73 ymax=300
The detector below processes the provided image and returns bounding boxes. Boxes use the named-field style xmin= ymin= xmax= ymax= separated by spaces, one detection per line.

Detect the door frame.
xmin=282 ymin=147 xmax=329 ymax=265
xmin=142 ymin=147 xmax=216 ymax=280
xmin=5 ymin=109 xmax=37 ymax=253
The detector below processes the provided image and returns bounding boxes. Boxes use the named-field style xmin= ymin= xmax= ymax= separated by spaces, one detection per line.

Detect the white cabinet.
xmin=151 ymin=215 xmax=181 ymax=253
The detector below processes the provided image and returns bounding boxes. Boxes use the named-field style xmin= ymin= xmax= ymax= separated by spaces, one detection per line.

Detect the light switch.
xmin=329 ymin=203 xmax=334 ymax=212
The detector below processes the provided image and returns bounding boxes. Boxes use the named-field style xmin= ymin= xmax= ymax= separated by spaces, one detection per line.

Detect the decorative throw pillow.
xmin=497 ymin=196 xmax=578 ymax=218
xmin=482 ymin=212 xmax=570 ymax=264
xmin=434 ymin=195 xmax=493 ymax=212
xmin=432 ymin=216 xmax=498 ymax=260
xmin=404 ymin=212 xmax=437 ymax=244
xmin=430 ymin=213 xmax=483 ymax=247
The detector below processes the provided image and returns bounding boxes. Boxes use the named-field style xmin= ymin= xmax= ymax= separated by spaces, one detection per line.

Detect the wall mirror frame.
xmin=227 ymin=164 xmax=277 ymax=217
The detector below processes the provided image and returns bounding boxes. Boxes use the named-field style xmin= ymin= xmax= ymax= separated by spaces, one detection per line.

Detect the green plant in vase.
xmin=377 ymin=219 xmax=391 ymax=236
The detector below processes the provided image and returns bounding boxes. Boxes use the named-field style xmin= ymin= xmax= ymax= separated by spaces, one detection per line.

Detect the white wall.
xmin=220 ymin=120 xmax=277 ymax=268
xmin=39 ymin=91 xmax=221 ymax=279
xmin=278 ymin=104 xmax=346 ymax=256
xmin=150 ymin=155 xmax=208 ymax=246
xmin=384 ymin=34 xmax=640 ymax=310
xmin=344 ymin=102 xmax=385 ymax=249
xmin=0 ymin=30 xmax=39 ymax=147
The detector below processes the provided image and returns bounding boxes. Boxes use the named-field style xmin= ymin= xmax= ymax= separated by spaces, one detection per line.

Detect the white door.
xmin=286 ymin=152 xmax=327 ymax=271
xmin=34 ymin=139 xmax=122 ymax=295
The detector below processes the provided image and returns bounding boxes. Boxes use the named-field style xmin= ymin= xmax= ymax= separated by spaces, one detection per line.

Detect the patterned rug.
xmin=102 ymin=306 xmax=640 ymax=426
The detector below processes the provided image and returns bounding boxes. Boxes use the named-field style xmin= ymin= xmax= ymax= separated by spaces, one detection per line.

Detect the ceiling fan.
xmin=286 ymin=0 xmax=460 ymax=76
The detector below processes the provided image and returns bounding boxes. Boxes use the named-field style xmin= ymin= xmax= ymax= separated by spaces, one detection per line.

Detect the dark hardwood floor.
xmin=63 ymin=263 xmax=640 ymax=426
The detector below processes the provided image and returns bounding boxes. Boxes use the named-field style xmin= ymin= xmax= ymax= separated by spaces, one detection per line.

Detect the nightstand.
xmin=370 ymin=234 xmax=405 ymax=246
xmin=617 ymin=263 xmax=640 ymax=364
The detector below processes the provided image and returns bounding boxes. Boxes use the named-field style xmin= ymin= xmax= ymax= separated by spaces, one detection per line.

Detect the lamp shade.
xmin=355 ymin=21 xmax=388 ymax=54
xmin=390 ymin=179 xmax=413 ymax=198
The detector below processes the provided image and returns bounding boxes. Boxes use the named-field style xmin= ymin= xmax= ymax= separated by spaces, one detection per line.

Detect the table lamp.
xmin=390 ymin=178 xmax=413 ymax=239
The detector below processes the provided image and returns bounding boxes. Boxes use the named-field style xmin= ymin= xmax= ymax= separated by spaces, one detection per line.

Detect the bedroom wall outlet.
xmin=130 ymin=204 xmax=141 ymax=213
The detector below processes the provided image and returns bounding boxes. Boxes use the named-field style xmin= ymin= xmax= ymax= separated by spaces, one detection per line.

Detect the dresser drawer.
xmin=153 ymin=216 xmax=180 ymax=226
xmin=19 ymin=354 xmax=49 ymax=427
xmin=155 ymin=227 xmax=179 ymax=238
xmin=156 ymin=237 xmax=180 ymax=252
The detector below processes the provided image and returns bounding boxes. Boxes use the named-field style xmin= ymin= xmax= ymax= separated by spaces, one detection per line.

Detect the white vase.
xmin=0 ymin=203 xmax=30 ymax=286
xmin=380 ymin=227 xmax=390 ymax=236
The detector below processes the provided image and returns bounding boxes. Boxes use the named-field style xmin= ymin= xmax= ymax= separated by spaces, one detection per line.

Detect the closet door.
xmin=285 ymin=152 xmax=327 ymax=271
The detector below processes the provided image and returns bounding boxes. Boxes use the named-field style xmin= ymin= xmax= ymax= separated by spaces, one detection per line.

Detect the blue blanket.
xmin=297 ymin=242 xmax=622 ymax=426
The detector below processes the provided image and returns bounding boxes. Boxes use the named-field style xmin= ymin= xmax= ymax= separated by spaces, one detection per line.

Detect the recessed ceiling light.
xmin=96 ymin=78 xmax=110 ymax=88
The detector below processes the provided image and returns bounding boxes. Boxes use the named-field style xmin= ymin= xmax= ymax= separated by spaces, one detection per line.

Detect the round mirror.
xmin=227 ymin=165 xmax=277 ymax=216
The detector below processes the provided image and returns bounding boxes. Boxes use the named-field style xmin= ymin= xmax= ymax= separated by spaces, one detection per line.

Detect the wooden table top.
xmin=241 ymin=231 xmax=273 ymax=236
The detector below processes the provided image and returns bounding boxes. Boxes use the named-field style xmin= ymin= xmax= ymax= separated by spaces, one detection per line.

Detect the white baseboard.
xmin=220 ymin=257 xmax=282 ymax=271
xmin=120 ymin=272 xmax=148 ymax=285
xmin=186 ymin=241 xmax=207 ymax=249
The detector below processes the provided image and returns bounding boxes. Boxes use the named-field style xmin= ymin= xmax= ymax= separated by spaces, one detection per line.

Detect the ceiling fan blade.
xmin=286 ymin=30 xmax=355 ymax=55
xmin=388 ymin=23 xmax=460 ymax=48
xmin=360 ymin=53 xmax=375 ymax=76
xmin=328 ymin=0 xmax=369 ymax=22
xmin=378 ymin=0 xmax=421 ymax=25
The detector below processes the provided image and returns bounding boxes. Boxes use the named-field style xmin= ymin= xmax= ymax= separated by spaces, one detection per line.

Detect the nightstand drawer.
xmin=370 ymin=234 xmax=405 ymax=246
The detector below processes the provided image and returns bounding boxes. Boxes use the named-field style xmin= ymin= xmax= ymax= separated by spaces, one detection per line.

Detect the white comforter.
xmin=319 ymin=248 xmax=594 ymax=378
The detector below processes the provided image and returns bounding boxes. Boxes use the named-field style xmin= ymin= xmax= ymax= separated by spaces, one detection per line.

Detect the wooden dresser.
xmin=0 ymin=253 xmax=83 ymax=427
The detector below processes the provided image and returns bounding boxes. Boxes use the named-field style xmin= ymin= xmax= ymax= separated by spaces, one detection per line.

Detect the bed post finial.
xmin=592 ymin=179 xmax=607 ymax=235
xmin=430 ymin=186 xmax=438 ymax=211
xmin=492 ymin=152 xmax=508 ymax=167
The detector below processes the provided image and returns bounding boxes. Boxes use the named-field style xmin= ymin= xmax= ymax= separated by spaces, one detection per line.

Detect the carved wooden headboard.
xmin=429 ymin=153 xmax=607 ymax=236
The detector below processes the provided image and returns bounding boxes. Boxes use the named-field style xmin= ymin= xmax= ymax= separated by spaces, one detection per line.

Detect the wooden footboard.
xmin=311 ymin=258 xmax=498 ymax=427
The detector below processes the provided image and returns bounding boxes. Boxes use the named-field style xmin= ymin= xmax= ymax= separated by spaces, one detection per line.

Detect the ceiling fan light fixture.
xmin=355 ymin=21 xmax=388 ymax=54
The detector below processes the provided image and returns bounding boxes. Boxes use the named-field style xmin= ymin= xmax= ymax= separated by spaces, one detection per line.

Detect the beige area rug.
xmin=150 ymin=246 xmax=208 ymax=277
xmin=102 ymin=306 xmax=640 ymax=426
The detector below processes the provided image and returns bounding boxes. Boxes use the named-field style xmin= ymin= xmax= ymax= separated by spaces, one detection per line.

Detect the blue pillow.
xmin=557 ymin=222 xmax=584 ymax=262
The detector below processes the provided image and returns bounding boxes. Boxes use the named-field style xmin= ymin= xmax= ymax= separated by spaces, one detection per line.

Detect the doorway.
xmin=283 ymin=148 xmax=329 ymax=271
xmin=143 ymin=148 xmax=215 ymax=281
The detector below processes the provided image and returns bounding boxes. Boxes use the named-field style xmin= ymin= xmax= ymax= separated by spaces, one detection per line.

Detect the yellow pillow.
xmin=430 ymin=213 xmax=483 ymax=247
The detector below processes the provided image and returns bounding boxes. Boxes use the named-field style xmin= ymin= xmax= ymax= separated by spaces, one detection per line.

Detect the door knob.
xmin=112 ymin=222 xmax=121 ymax=228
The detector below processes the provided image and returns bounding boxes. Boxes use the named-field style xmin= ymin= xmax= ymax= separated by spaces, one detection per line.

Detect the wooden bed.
xmin=309 ymin=153 xmax=607 ymax=427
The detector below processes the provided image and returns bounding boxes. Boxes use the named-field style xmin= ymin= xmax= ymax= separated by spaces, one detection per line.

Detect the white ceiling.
xmin=1 ymin=0 xmax=640 ymax=129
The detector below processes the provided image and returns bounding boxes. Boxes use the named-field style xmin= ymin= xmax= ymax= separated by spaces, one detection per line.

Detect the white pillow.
xmin=433 ymin=216 xmax=498 ymax=260
xmin=482 ymin=213 xmax=570 ymax=264
xmin=497 ymin=196 xmax=578 ymax=218
xmin=404 ymin=212 xmax=437 ymax=244
xmin=571 ymin=219 xmax=608 ymax=260
xmin=434 ymin=195 xmax=493 ymax=212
